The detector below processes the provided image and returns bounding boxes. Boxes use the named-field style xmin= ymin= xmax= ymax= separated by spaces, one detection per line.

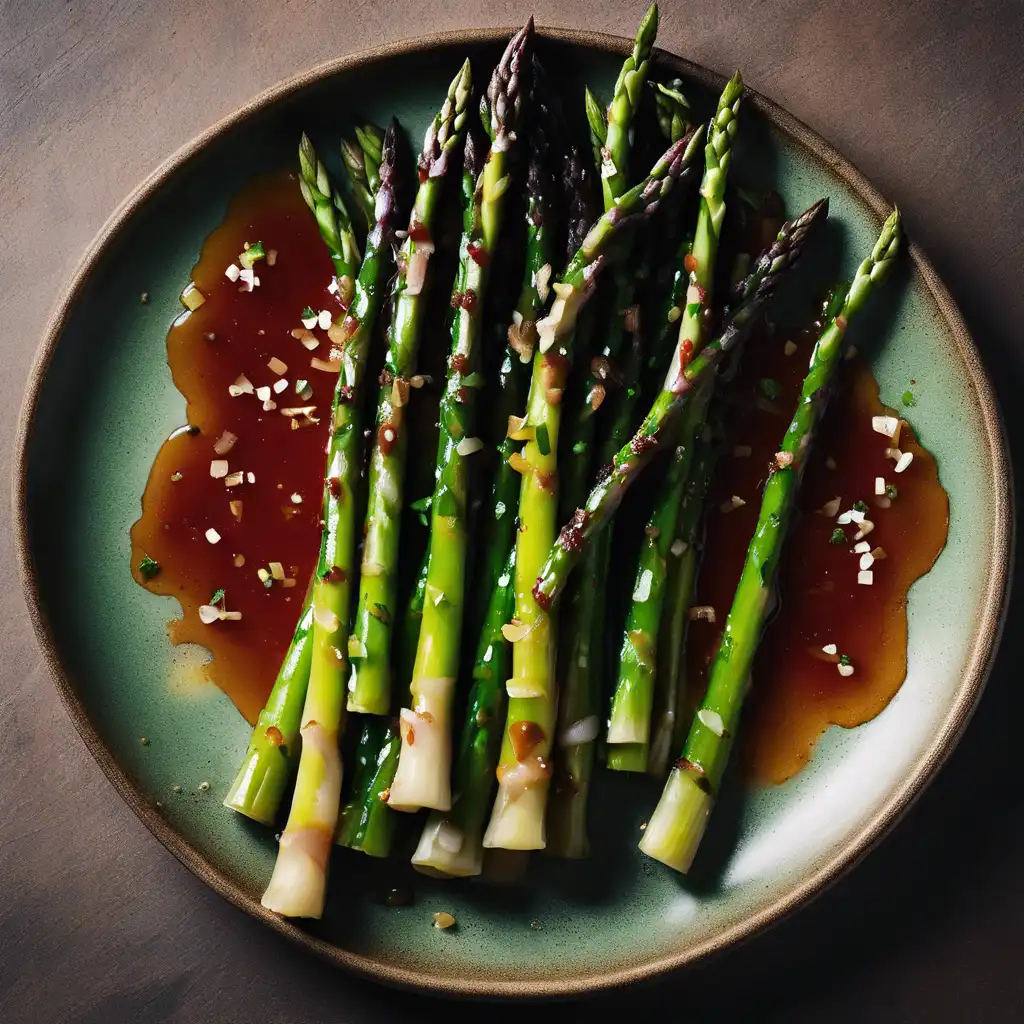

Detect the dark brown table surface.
xmin=3 ymin=1 xmax=1023 ymax=1020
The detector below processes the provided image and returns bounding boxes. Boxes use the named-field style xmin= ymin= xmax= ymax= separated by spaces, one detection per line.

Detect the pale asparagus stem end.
xmin=412 ymin=814 xmax=485 ymax=878
xmin=483 ymin=783 xmax=549 ymax=850
xmin=638 ymin=768 xmax=713 ymax=872
xmin=387 ymin=706 xmax=454 ymax=812
xmin=261 ymin=828 xmax=331 ymax=918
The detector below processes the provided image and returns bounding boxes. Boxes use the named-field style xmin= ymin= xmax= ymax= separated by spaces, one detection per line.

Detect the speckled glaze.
xmin=14 ymin=29 xmax=1011 ymax=998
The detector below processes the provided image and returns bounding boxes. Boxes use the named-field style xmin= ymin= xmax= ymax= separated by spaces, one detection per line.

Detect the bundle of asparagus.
xmin=215 ymin=5 xmax=907 ymax=918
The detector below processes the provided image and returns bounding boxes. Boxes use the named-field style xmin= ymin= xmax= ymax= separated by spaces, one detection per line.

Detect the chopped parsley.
xmin=535 ymin=423 xmax=551 ymax=456
xmin=409 ymin=496 xmax=431 ymax=512
xmin=242 ymin=240 xmax=266 ymax=262
xmin=137 ymin=554 xmax=161 ymax=580
xmin=829 ymin=528 xmax=846 ymax=546
xmin=839 ymin=653 xmax=852 ymax=667
xmin=301 ymin=305 xmax=316 ymax=320
xmin=901 ymin=389 xmax=917 ymax=407
xmin=209 ymin=588 xmax=225 ymax=605
xmin=758 ymin=377 xmax=782 ymax=401
xmin=885 ymin=483 xmax=899 ymax=500
xmin=572 ymin=441 xmax=588 ymax=455
xmin=294 ymin=379 xmax=309 ymax=393
xmin=853 ymin=500 xmax=869 ymax=513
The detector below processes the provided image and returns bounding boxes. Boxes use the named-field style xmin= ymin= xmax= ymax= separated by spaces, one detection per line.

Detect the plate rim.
xmin=12 ymin=24 xmax=1014 ymax=998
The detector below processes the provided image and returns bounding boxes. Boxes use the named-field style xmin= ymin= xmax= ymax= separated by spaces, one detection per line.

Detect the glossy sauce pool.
xmin=132 ymin=174 xmax=949 ymax=785
xmin=131 ymin=173 xmax=341 ymax=724
xmin=687 ymin=324 xmax=949 ymax=783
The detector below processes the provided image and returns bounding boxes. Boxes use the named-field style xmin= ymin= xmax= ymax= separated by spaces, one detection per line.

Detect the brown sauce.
xmin=130 ymin=173 xmax=341 ymax=724
xmin=687 ymin=323 xmax=949 ymax=784
xmin=132 ymin=173 xmax=950 ymax=786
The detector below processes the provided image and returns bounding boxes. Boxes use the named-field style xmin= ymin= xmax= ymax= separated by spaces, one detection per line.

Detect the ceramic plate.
xmin=15 ymin=28 xmax=1011 ymax=997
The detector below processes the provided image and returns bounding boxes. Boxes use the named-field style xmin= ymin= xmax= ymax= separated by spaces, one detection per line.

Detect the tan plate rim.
xmin=12 ymin=25 xmax=1014 ymax=998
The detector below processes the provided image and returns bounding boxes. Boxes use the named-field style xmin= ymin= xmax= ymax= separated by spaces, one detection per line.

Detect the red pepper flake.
xmin=450 ymin=291 xmax=463 ymax=309
xmin=323 ymin=566 xmax=347 ymax=582
xmin=683 ymin=253 xmax=699 ymax=274
xmin=541 ymin=353 xmax=569 ymax=394
xmin=531 ymin=579 xmax=553 ymax=611
xmin=328 ymin=476 xmax=342 ymax=498
xmin=467 ymin=241 xmax=489 ymax=266
xmin=509 ymin=721 xmax=546 ymax=761
xmin=451 ymin=353 xmax=469 ymax=374
xmin=460 ymin=289 xmax=477 ymax=313
xmin=341 ymin=314 xmax=361 ymax=339
xmin=836 ymin=314 xmax=848 ymax=331
xmin=417 ymin=166 xmax=429 ymax=184
xmin=338 ymin=384 xmax=355 ymax=404
xmin=630 ymin=432 xmax=658 ymax=457
xmin=265 ymin=726 xmax=284 ymax=746
xmin=378 ymin=368 xmax=394 ymax=387
xmin=557 ymin=507 xmax=588 ymax=553
xmin=409 ymin=223 xmax=432 ymax=244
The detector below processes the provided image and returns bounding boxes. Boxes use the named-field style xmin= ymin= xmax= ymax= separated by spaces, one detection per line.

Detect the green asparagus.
xmin=389 ymin=19 xmax=533 ymax=814
xmin=346 ymin=59 xmax=473 ymax=716
xmin=641 ymin=209 xmax=902 ymax=873
xmin=261 ymin=125 xmax=401 ymax=917
xmin=483 ymin=127 xmax=704 ymax=851
xmin=223 ymin=134 xmax=367 ymax=826
xmin=532 ymin=196 xmax=829 ymax=610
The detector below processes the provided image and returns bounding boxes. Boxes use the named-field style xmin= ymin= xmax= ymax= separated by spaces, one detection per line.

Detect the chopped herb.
xmin=839 ymin=653 xmax=851 ymax=667
xmin=137 ymin=554 xmax=161 ymax=580
xmin=301 ymin=305 xmax=316 ymax=320
xmin=409 ymin=496 xmax=431 ymax=512
xmin=901 ymin=389 xmax=916 ymax=407
xmin=243 ymin=241 xmax=266 ymax=261
xmin=535 ymin=423 xmax=551 ymax=456
xmin=885 ymin=483 xmax=899 ymax=499
xmin=767 ymin=512 xmax=782 ymax=528
xmin=209 ymin=588 xmax=225 ymax=605
xmin=758 ymin=377 xmax=782 ymax=401
xmin=572 ymin=441 xmax=587 ymax=455
xmin=294 ymin=379 xmax=309 ymax=393
xmin=829 ymin=528 xmax=846 ymax=546
xmin=494 ymin=500 xmax=507 ymax=519
xmin=852 ymin=500 xmax=869 ymax=513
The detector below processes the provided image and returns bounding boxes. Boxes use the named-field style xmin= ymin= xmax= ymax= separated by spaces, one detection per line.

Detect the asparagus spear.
xmin=341 ymin=122 xmax=385 ymax=227
xmin=260 ymin=126 xmax=401 ymax=917
xmin=412 ymin=82 xmax=562 ymax=877
xmin=482 ymin=127 xmax=704 ymax=851
xmin=346 ymin=59 xmax=473 ymax=716
xmin=641 ymin=209 xmax=902 ymax=873
xmin=532 ymin=196 xmax=829 ymax=611
xmin=389 ymin=19 xmax=534 ymax=815
xmin=337 ymin=717 xmax=401 ymax=856
xmin=600 ymin=2 xmax=659 ymax=208
xmin=545 ymin=80 xmax=696 ymax=852
xmin=648 ymin=426 xmax=718 ymax=775
xmin=298 ymin=133 xmax=361 ymax=307
xmin=224 ymin=136 xmax=367 ymax=826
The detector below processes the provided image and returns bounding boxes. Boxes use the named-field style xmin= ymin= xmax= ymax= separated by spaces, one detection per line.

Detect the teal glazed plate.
xmin=15 ymin=28 xmax=1012 ymax=997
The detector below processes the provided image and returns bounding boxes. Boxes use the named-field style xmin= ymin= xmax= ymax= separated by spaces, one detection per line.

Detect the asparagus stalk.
xmin=648 ymin=427 xmax=718 ymax=775
xmin=261 ymin=126 xmax=401 ymax=917
xmin=298 ymin=133 xmax=361 ymax=307
xmin=605 ymin=78 xmax=742 ymax=770
xmin=641 ymin=209 xmax=902 ymax=873
xmin=482 ymin=128 xmax=704 ymax=851
xmin=389 ymin=20 xmax=534 ymax=815
xmin=600 ymin=2 xmax=659 ymax=208
xmin=546 ymin=79 xmax=695 ymax=850
xmin=337 ymin=717 xmax=401 ymax=856
xmin=341 ymin=122 xmax=385 ymax=227
xmin=346 ymin=59 xmax=473 ymax=716
xmin=224 ymin=135 xmax=366 ymax=826
xmin=412 ymin=78 xmax=562 ymax=877
xmin=532 ymin=196 xmax=829 ymax=611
